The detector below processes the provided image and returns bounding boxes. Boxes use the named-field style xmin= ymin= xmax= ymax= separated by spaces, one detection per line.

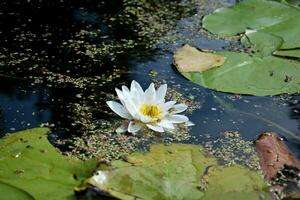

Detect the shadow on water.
xmin=0 ymin=0 xmax=300 ymax=160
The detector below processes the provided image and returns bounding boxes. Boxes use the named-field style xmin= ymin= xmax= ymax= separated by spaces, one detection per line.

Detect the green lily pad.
xmin=76 ymin=144 xmax=270 ymax=200
xmin=180 ymin=0 xmax=300 ymax=96
xmin=261 ymin=16 xmax=300 ymax=49
xmin=0 ymin=181 xmax=34 ymax=200
xmin=241 ymin=30 xmax=283 ymax=57
xmin=202 ymin=0 xmax=299 ymax=36
xmin=0 ymin=128 xmax=97 ymax=200
xmin=179 ymin=48 xmax=300 ymax=96
xmin=284 ymin=0 xmax=300 ymax=6
xmin=203 ymin=166 xmax=270 ymax=200
xmin=274 ymin=49 xmax=300 ymax=59
xmin=203 ymin=0 xmax=300 ymax=49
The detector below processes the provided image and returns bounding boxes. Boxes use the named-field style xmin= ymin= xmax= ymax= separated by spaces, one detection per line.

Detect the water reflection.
xmin=0 ymin=78 xmax=51 ymax=135
xmin=0 ymin=0 xmax=299 ymax=160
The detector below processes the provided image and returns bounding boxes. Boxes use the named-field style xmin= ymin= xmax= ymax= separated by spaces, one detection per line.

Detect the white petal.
xmin=122 ymin=85 xmax=130 ymax=93
xmin=115 ymin=88 xmax=138 ymax=117
xmin=172 ymin=104 xmax=188 ymax=114
xmin=161 ymin=101 xmax=176 ymax=111
xmin=127 ymin=121 xmax=142 ymax=133
xmin=116 ymin=123 xmax=128 ymax=133
xmin=107 ymin=101 xmax=132 ymax=119
xmin=155 ymin=84 xmax=167 ymax=103
xmin=146 ymin=124 xmax=164 ymax=132
xmin=185 ymin=121 xmax=195 ymax=126
xmin=144 ymin=83 xmax=156 ymax=103
xmin=167 ymin=114 xmax=189 ymax=123
xmin=115 ymin=88 xmax=127 ymax=105
xmin=114 ymin=89 xmax=138 ymax=118
xmin=158 ymin=120 xmax=174 ymax=129
xmin=139 ymin=115 xmax=153 ymax=123
xmin=130 ymin=81 xmax=144 ymax=104
xmin=131 ymin=80 xmax=144 ymax=95
xmin=123 ymin=98 xmax=139 ymax=119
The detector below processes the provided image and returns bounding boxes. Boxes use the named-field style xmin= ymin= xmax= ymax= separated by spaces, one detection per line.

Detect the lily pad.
xmin=203 ymin=166 xmax=270 ymax=200
xmin=174 ymin=44 xmax=225 ymax=72
xmin=203 ymin=0 xmax=300 ymax=49
xmin=179 ymin=47 xmax=300 ymax=96
xmin=183 ymin=0 xmax=300 ymax=96
xmin=0 ymin=128 xmax=97 ymax=200
xmin=241 ymin=30 xmax=283 ymax=57
xmin=202 ymin=0 xmax=299 ymax=35
xmin=76 ymin=143 xmax=270 ymax=200
xmin=260 ymin=15 xmax=300 ymax=49
xmin=274 ymin=49 xmax=300 ymax=59
xmin=0 ymin=182 xmax=34 ymax=200
xmin=284 ymin=0 xmax=300 ymax=6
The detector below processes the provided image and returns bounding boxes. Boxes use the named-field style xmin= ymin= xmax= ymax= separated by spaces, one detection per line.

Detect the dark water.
xmin=0 ymin=0 xmax=300 ymax=160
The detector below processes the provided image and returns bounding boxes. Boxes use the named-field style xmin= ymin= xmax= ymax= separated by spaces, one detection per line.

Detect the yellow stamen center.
xmin=139 ymin=104 xmax=161 ymax=119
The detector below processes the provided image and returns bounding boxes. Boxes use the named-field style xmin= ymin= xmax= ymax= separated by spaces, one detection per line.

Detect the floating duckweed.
xmin=61 ymin=90 xmax=193 ymax=161
xmin=203 ymin=132 xmax=261 ymax=171
xmin=152 ymin=79 xmax=201 ymax=113
xmin=0 ymin=0 xmax=239 ymax=162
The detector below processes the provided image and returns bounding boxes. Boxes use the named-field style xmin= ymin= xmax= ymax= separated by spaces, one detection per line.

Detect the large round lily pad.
xmin=76 ymin=143 xmax=270 ymax=200
xmin=0 ymin=128 xmax=97 ymax=200
xmin=0 ymin=182 xmax=34 ymax=200
xmin=176 ymin=46 xmax=300 ymax=96
xmin=203 ymin=166 xmax=270 ymax=200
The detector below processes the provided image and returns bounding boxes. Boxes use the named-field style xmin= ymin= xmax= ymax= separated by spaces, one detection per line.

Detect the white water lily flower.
xmin=106 ymin=80 xmax=193 ymax=133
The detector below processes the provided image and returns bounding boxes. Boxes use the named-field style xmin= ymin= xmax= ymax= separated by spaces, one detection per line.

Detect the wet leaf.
xmin=203 ymin=0 xmax=300 ymax=49
xmin=274 ymin=49 xmax=300 ymax=59
xmin=255 ymin=133 xmax=300 ymax=199
xmin=0 ymin=128 xmax=97 ymax=200
xmin=203 ymin=166 xmax=270 ymax=200
xmin=190 ymin=0 xmax=300 ymax=96
xmin=174 ymin=44 xmax=225 ymax=72
xmin=260 ymin=15 xmax=300 ymax=49
xmin=241 ymin=30 xmax=283 ymax=57
xmin=182 ymin=50 xmax=300 ymax=96
xmin=76 ymin=143 xmax=270 ymax=200
xmin=0 ymin=181 xmax=34 ymax=200
xmin=255 ymin=133 xmax=300 ymax=180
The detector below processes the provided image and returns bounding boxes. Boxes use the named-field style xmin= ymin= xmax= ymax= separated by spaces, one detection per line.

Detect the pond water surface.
xmin=1 ymin=0 xmax=300 ymax=161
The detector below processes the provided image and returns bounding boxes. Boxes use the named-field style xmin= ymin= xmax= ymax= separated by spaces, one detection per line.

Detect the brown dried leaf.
xmin=173 ymin=44 xmax=225 ymax=72
xmin=255 ymin=133 xmax=300 ymax=181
